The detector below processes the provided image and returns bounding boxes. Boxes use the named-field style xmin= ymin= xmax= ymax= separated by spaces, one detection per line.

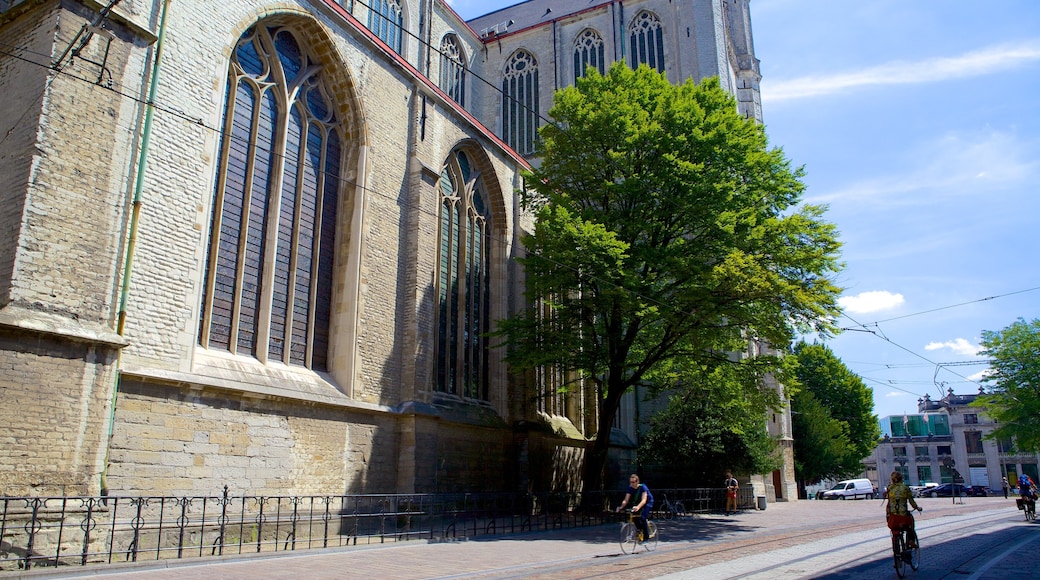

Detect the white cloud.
xmin=764 ymin=41 xmax=1040 ymax=102
xmin=924 ymin=338 xmax=980 ymax=357
xmin=968 ymin=369 xmax=993 ymax=382
xmin=839 ymin=290 xmax=904 ymax=314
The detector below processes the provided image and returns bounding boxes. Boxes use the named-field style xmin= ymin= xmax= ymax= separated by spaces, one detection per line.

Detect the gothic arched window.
xmin=440 ymin=34 xmax=466 ymax=106
xmin=199 ymin=24 xmax=341 ymax=371
xmin=435 ymin=150 xmax=491 ymax=400
xmin=573 ymin=28 xmax=605 ymax=82
xmin=629 ymin=11 xmax=665 ymax=73
xmin=368 ymin=0 xmax=403 ymax=53
xmin=501 ymin=50 xmax=539 ymax=155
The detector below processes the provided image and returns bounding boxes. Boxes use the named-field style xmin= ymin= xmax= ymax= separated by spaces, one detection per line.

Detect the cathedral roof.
xmin=467 ymin=0 xmax=611 ymax=38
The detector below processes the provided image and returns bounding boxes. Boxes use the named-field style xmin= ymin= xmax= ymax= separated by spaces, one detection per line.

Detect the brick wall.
xmin=0 ymin=329 xmax=117 ymax=496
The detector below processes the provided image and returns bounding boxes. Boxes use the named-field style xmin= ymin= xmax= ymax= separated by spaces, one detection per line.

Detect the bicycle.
xmin=889 ymin=522 xmax=920 ymax=578
xmin=657 ymin=493 xmax=686 ymax=520
xmin=1017 ymin=496 xmax=1036 ymax=521
xmin=619 ymin=511 xmax=658 ymax=554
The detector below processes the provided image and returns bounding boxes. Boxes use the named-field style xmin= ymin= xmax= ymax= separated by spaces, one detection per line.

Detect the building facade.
xmin=0 ymin=0 xmax=778 ymax=498
xmin=865 ymin=388 xmax=1040 ymax=492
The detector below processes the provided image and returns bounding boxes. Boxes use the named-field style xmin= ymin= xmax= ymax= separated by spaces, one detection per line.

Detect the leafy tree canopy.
xmin=498 ymin=63 xmax=843 ymax=490
xmin=638 ymin=362 xmax=789 ymax=486
xmin=973 ymin=317 xmax=1040 ymax=452
xmin=790 ymin=342 xmax=879 ymax=485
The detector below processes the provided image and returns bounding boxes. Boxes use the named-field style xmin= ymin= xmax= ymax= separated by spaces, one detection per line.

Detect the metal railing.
xmin=0 ymin=486 xmax=740 ymax=572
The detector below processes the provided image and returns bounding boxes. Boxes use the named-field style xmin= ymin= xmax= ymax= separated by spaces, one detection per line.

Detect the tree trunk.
xmin=581 ymin=380 xmax=627 ymax=505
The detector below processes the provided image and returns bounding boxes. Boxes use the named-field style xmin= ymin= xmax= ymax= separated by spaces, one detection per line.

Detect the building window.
xmin=964 ymin=413 xmax=978 ymax=424
xmin=200 ymin=24 xmax=341 ymax=371
xmin=439 ymin=34 xmax=466 ymax=106
xmin=501 ymin=50 xmax=539 ymax=155
xmin=893 ymin=446 xmax=907 ymax=457
xmin=896 ymin=464 xmax=910 ymax=482
xmin=914 ymin=446 xmax=929 ymax=459
xmin=965 ymin=431 xmax=984 ymax=454
xmin=435 ymin=150 xmax=491 ymax=399
xmin=573 ymin=28 xmax=605 ymax=82
xmin=917 ymin=466 xmax=932 ymax=484
xmin=629 ymin=11 xmax=665 ymax=73
xmin=368 ymin=0 xmax=403 ymax=53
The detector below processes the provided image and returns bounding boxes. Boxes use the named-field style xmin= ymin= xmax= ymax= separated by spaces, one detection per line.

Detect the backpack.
xmin=1021 ymin=475 xmax=1032 ymax=487
xmin=640 ymin=484 xmax=654 ymax=508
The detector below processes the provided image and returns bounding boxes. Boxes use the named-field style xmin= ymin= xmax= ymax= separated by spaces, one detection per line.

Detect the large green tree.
xmin=791 ymin=342 xmax=880 ymax=486
xmin=499 ymin=64 xmax=843 ymax=492
xmin=973 ymin=317 xmax=1040 ymax=452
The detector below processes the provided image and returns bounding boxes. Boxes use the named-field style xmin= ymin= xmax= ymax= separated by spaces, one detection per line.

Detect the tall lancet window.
xmin=573 ymin=28 xmax=605 ymax=82
xmin=200 ymin=24 xmax=341 ymax=371
xmin=440 ymin=34 xmax=466 ymax=106
xmin=629 ymin=11 xmax=665 ymax=73
xmin=435 ymin=150 xmax=491 ymax=400
xmin=368 ymin=0 xmax=403 ymax=53
xmin=501 ymin=50 xmax=539 ymax=155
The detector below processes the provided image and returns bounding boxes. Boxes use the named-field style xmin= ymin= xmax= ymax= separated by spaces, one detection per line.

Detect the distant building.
xmin=864 ymin=388 xmax=1040 ymax=492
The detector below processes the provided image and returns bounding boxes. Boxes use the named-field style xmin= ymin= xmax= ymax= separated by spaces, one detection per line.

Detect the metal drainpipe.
xmin=102 ymin=0 xmax=172 ymax=495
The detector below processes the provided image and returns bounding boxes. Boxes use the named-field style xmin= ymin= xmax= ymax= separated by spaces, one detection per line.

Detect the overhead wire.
xmin=846 ymin=286 xmax=1040 ymax=328
xmin=838 ymin=311 xmax=987 ymax=401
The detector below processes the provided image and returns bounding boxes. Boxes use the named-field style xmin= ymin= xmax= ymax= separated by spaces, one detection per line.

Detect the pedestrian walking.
xmin=1002 ymin=476 xmax=1010 ymax=499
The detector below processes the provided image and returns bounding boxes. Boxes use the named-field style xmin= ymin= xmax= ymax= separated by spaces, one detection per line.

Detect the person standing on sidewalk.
xmin=725 ymin=472 xmax=739 ymax=515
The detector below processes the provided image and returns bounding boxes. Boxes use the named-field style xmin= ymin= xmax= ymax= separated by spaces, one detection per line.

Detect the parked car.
xmin=821 ymin=478 xmax=875 ymax=500
xmin=910 ymin=483 xmax=939 ymax=497
xmin=926 ymin=483 xmax=968 ymax=498
xmin=966 ymin=485 xmax=989 ymax=497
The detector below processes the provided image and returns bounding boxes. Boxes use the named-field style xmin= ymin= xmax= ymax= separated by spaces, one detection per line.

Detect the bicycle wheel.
xmin=619 ymin=522 xmax=638 ymax=554
xmin=907 ymin=531 xmax=920 ymax=571
xmin=892 ymin=533 xmax=906 ymax=578
xmin=674 ymin=501 xmax=686 ymax=518
xmin=644 ymin=520 xmax=659 ymax=552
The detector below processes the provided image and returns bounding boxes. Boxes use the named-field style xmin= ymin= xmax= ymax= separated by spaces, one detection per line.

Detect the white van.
xmin=821 ymin=478 xmax=875 ymax=500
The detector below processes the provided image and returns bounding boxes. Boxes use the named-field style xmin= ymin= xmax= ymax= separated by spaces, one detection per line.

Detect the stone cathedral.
xmin=0 ymin=0 xmax=794 ymax=500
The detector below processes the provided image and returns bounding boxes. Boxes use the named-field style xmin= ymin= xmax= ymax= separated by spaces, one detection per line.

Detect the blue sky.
xmin=448 ymin=0 xmax=1040 ymax=420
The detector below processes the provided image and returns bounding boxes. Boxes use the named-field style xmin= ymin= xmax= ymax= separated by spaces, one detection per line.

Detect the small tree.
xmin=499 ymin=64 xmax=843 ymax=492
xmin=790 ymin=342 xmax=879 ymax=493
xmin=638 ymin=368 xmax=784 ymax=487
xmin=973 ymin=318 xmax=1040 ymax=452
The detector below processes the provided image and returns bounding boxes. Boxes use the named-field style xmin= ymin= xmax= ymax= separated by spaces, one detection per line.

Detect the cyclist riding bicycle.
xmin=1018 ymin=474 xmax=1037 ymax=500
xmin=884 ymin=471 xmax=922 ymax=548
xmin=617 ymin=473 xmax=652 ymax=543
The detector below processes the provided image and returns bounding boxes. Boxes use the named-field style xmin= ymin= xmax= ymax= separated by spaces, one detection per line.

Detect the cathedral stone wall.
xmin=0 ymin=0 xmax=765 ymax=498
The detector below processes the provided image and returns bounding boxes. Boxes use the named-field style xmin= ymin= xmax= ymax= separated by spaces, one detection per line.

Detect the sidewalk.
xmin=13 ymin=496 xmax=1032 ymax=580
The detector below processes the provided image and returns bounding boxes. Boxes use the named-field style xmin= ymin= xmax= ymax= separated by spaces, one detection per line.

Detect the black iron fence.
xmin=0 ymin=485 xmax=753 ymax=571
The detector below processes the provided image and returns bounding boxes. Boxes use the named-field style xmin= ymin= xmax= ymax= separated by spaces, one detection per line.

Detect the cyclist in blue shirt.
xmin=617 ymin=473 xmax=652 ymax=542
xmin=1019 ymin=474 xmax=1037 ymax=500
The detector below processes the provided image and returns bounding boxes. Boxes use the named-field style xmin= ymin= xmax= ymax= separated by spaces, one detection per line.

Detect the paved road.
xmin=15 ymin=496 xmax=1039 ymax=579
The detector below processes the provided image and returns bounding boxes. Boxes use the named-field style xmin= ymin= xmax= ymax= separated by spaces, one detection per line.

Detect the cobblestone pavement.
xmin=13 ymin=496 xmax=1039 ymax=580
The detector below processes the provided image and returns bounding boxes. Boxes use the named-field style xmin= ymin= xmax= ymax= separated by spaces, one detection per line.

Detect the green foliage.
xmin=498 ymin=63 xmax=843 ymax=488
xmin=973 ymin=318 xmax=1040 ymax=452
xmin=638 ymin=364 xmax=786 ymax=486
xmin=791 ymin=342 xmax=881 ymax=483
